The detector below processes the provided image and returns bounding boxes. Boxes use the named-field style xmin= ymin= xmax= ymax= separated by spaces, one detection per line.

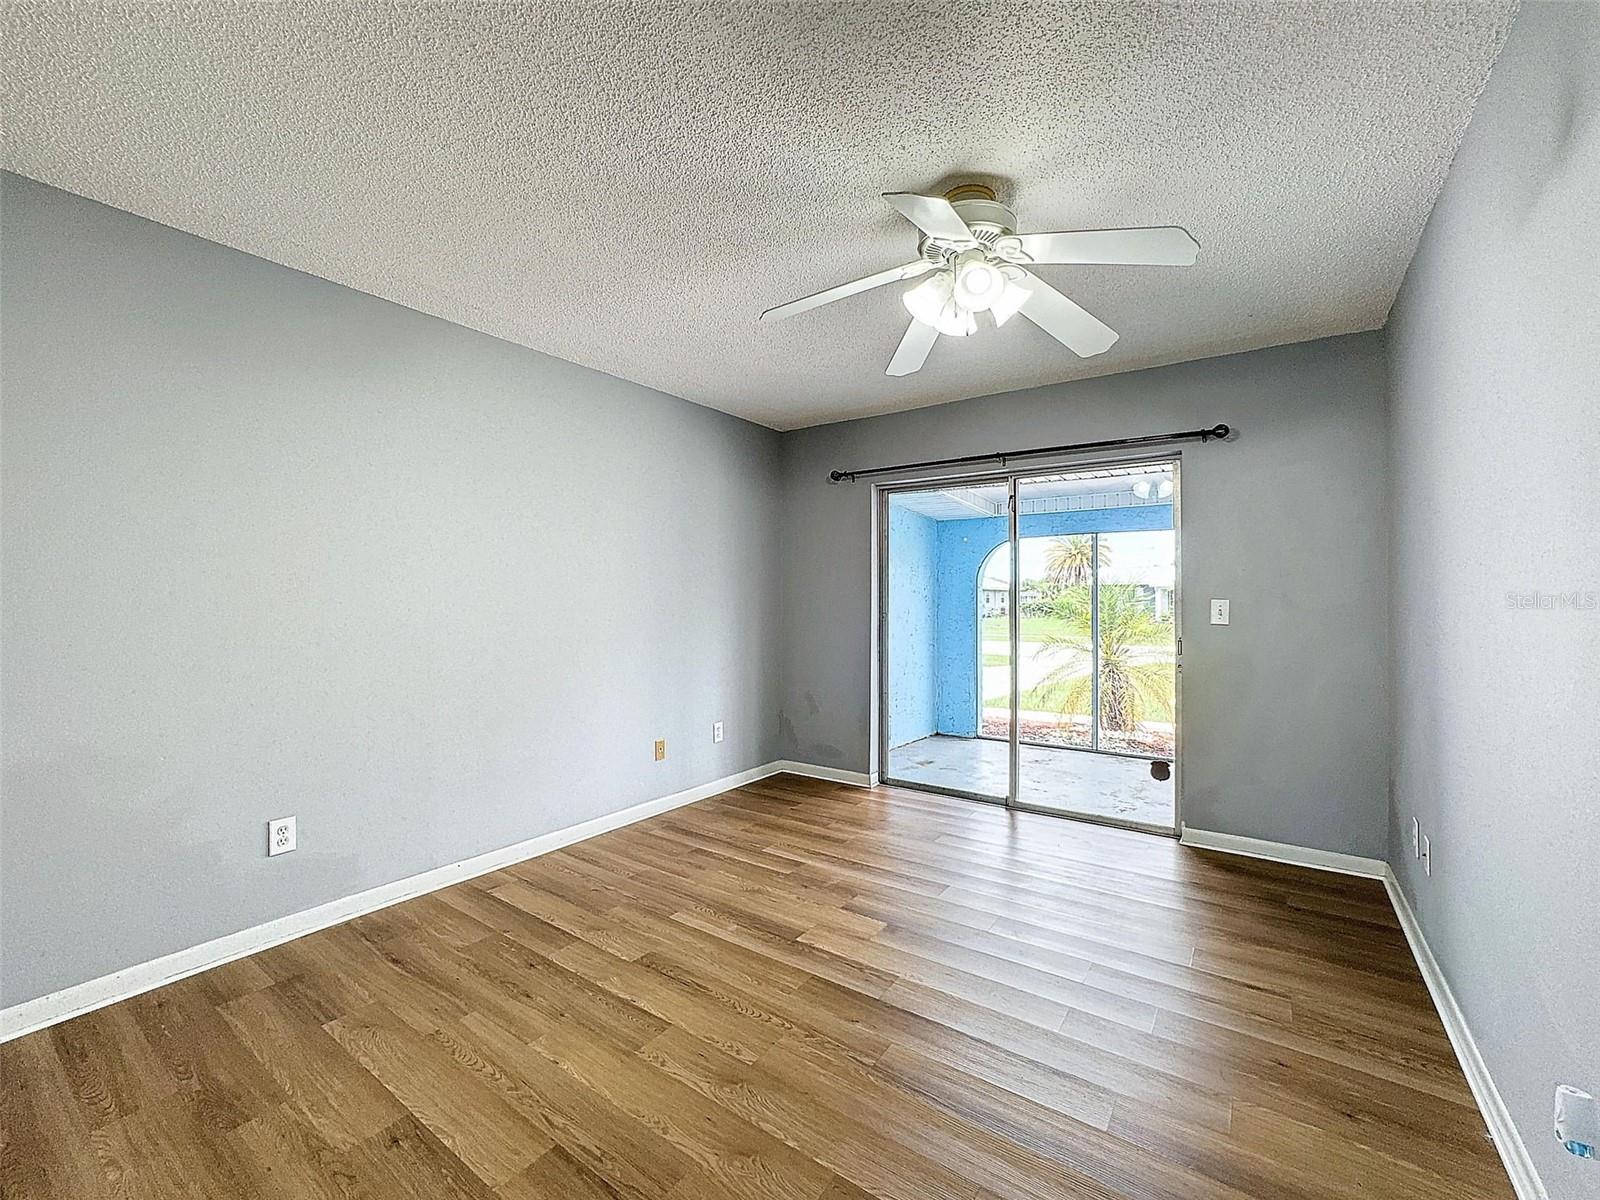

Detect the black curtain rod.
xmin=827 ymin=423 xmax=1232 ymax=483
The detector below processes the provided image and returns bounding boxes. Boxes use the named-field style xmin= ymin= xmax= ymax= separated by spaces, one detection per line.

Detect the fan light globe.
xmin=989 ymin=268 xmax=1033 ymax=326
xmin=903 ymin=271 xmax=977 ymax=337
xmin=1133 ymin=480 xmax=1153 ymax=500
xmin=951 ymin=251 xmax=1003 ymax=311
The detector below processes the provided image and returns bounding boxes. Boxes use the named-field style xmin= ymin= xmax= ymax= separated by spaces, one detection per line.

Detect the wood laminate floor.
xmin=2 ymin=774 xmax=1513 ymax=1199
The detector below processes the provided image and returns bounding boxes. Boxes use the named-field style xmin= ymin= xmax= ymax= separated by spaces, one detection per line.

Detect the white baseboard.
xmin=1179 ymin=826 xmax=1387 ymax=878
xmin=1383 ymin=869 xmax=1548 ymax=1200
xmin=23 ymin=773 xmax=1540 ymax=1200
xmin=766 ymin=760 xmax=875 ymax=788
xmin=1181 ymin=826 xmax=1546 ymax=1200
xmin=0 ymin=759 xmax=850 ymax=1043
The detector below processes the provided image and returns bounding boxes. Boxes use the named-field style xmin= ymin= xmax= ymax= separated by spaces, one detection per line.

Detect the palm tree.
xmin=1034 ymin=584 xmax=1174 ymax=732
xmin=1044 ymin=535 xmax=1110 ymax=590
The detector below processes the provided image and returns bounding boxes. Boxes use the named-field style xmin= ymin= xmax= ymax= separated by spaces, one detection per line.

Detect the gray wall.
xmin=0 ymin=172 xmax=782 ymax=1007
xmin=1386 ymin=3 xmax=1600 ymax=1194
xmin=778 ymin=333 xmax=1393 ymax=858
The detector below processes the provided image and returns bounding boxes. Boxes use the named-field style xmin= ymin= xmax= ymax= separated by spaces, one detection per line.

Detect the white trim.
xmin=1383 ymin=869 xmax=1548 ymax=1200
xmin=766 ymin=760 xmax=875 ymax=788
xmin=1180 ymin=826 xmax=1546 ymax=1200
xmin=1179 ymin=826 xmax=1387 ymax=878
xmin=2 ymin=781 xmax=1547 ymax=1200
xmin=1 ymin=759 xmax=849 ymax=1043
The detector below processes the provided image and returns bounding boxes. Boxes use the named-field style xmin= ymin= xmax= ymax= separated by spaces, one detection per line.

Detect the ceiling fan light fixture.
xmin=901 ymin=270 xmax=949 ymax=325
xmin=903 ymin=270 xmax=976 ymax=337
xmin=951 ymin=250 xmax=1003 ymax=311
xmin=989 ymin=268 xmax=1033 ymax=327
xmin=760 ymin=187 xmax=1201 ymax=377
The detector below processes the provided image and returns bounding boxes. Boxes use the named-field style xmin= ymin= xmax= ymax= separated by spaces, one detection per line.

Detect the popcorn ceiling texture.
xmin=2 ymin=1 xmax=1515 ymax=430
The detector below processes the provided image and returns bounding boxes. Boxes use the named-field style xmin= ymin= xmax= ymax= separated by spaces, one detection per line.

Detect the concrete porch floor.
xmin=887 ymin=733 xmax=1175 ymax=830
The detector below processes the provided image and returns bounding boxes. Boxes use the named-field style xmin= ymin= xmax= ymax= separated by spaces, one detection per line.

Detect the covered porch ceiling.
xmin=890 ymin=463 xmax=1175 ymax=521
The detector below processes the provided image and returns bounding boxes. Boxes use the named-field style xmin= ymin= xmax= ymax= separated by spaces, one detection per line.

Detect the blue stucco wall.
xmin=931 ymin=505 xmax=1173 ymax=736
xmin=885 ymin=505 xmax=939 ymax=747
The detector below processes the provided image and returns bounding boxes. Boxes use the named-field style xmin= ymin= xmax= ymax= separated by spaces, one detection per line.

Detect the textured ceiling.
xmin=3 ymin=2 xmax=1514 ymax=430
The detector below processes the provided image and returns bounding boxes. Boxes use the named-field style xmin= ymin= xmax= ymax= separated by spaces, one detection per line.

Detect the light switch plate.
xmin=1210 ymin=598 xmax=1230 ymax=625
xmin=268 ymin=816 xmax=297 ymax=857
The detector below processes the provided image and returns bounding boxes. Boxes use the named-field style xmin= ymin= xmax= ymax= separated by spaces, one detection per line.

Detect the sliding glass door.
xmin=1011 ymin=469 xmax=1178 ymax=829
xmin=882 ymin=480 xmax=1011 ymax=803
xmin=881 ymin=459 xmax=1180 ymax=832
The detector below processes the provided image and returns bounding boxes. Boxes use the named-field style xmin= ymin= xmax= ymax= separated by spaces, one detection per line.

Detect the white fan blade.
xmin=761 ymin=260 xmax=933 ymax=323
xmin=1013 ymin=226 xmax=1199 ymax=266
xmin=887 ymin=319 xmax=938 ymax=376
xmin=1017 ymin=272 xmax=1119 ymax=357
xmin=883 ymin=192 xmax=975 ymax=243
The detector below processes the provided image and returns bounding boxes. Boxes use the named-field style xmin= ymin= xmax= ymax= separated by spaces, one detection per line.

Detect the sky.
xmin=980 ymin=531 xmax=1176 ymax=589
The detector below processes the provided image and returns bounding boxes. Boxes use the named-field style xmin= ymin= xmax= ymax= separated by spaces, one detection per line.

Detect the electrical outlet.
xmin=1422 ymin=834 xmax=1431 ymax=877
xmin=712 ymin=721 xmax=724 ymax=744
xmin=1411 ymin=817 xmax=1420 ymax=859
xmin=1554 ymin=1084 xmax=1598 ymax=1159
xmin=268 ymin=816 xmax=297 ymax=857
xmin=1210 ymin=598 xmax=1230 ymax=625
xmin=654 ymin=738 xmax=666 ymax=762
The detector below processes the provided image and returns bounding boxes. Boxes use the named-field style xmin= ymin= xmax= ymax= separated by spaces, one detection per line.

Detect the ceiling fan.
xmin=759 ymin=184 xmax=1199 ymax=377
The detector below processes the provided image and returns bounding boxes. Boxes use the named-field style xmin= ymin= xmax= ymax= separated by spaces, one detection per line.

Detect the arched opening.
xmin=982 ymin=529 xmax=1177 ymax=759
xmin=974 ymin=539 xmax=1015 ymax=744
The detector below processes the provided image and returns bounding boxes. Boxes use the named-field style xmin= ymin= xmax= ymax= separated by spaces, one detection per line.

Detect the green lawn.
xmin=986 ymin=666 xmax=1176 ymax=715
xmin=983 ymin=614 xmax=1071 ymax=642
xmin=986 ymin=680 xmax=1092 ymax=714
xmin=982 ymin=614 xmax=1173 ymax=646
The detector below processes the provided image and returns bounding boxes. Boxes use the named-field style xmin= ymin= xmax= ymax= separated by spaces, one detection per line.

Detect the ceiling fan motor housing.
xmin=916 ymin=184 xmax=1017 ymax=259
xmin=949 ymin=198 xmax=1015 ymax=237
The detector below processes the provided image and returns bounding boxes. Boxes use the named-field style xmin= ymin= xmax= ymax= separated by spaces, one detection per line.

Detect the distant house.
xmin=1134 ymin=584 xmax=1175 ymax=620
xmin=984 ymin=584 xmax=1048 ymax=618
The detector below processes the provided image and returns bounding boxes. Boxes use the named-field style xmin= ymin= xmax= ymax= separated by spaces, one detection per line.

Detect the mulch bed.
xmin=980 ymin=715 xmax=1174 ymax=758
